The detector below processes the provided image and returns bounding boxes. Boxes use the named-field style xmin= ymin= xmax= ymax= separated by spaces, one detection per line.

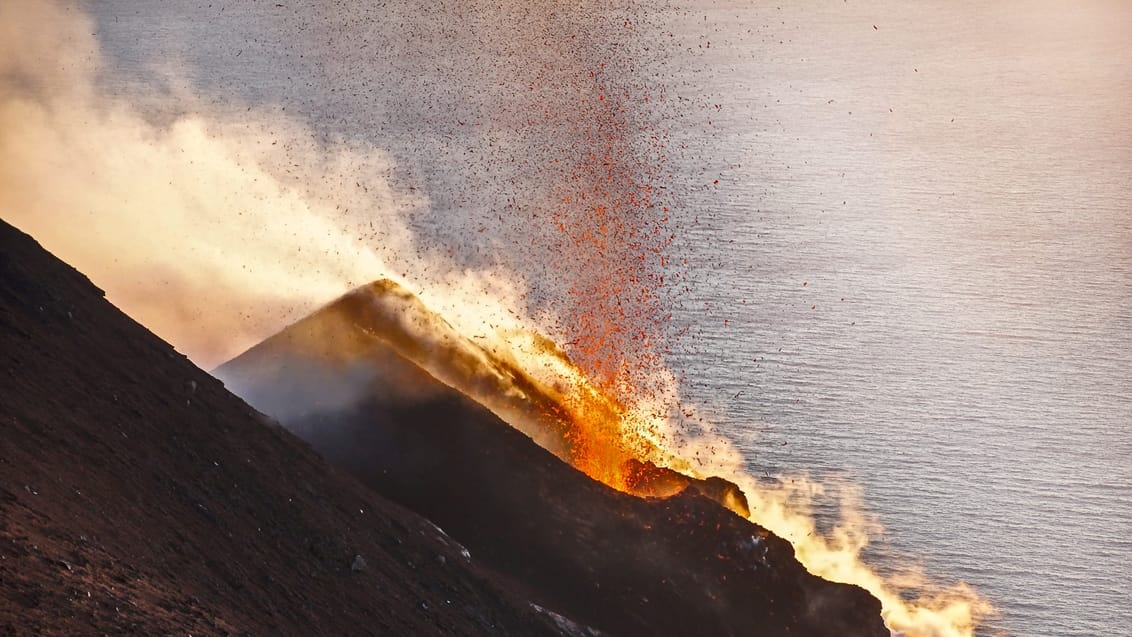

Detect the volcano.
xmin=217 ymin=281 xmax=890 ymax=637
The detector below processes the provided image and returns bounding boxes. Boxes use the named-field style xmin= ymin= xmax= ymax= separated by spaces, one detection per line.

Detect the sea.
xmin=85 ymin=1 xmax=1131 ymax=635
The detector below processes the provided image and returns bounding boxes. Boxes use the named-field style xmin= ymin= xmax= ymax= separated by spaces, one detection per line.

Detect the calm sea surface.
xmin=88 ymin=1 xmax=1131 ymax=636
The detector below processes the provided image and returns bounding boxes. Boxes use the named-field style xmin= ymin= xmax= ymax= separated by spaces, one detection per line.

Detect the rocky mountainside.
xmin=0 ymin=218 xmax=565 ymax=636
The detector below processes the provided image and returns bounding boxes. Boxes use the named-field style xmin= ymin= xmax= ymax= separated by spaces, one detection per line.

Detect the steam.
xmin=0 ymin=0 xmax=530 ymax=368
xmin=1 ymin=2 xmax=993 ymax=636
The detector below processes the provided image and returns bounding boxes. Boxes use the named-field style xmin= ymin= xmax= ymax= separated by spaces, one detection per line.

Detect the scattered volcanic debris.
xmin=260 ymin=1 xmax=691 ymax=410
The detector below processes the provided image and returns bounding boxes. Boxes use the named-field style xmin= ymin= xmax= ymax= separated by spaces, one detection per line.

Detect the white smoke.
xmin=0 ymin=0 xmax=532 ymax=368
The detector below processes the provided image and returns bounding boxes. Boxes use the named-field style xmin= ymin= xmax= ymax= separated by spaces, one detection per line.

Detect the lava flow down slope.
xmin=216 ymin=279 xmax=889 ymax=637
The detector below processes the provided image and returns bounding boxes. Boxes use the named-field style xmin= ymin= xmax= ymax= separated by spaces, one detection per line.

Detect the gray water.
xmin=660 ymin=4 xmax=1132 ymax=637
xmin=85 ymin=1 xmax=1132 ymax=635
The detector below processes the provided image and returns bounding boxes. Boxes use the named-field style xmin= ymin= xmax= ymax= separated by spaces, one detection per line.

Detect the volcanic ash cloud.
xmin=0 ymin=0 xmax=531 ymax=370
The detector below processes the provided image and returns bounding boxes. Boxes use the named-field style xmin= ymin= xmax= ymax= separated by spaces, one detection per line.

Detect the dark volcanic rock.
xmin=0 ymin=218 xmax=564 ymax=636
xmin=218 ymin=285 xmax=890 ymax=637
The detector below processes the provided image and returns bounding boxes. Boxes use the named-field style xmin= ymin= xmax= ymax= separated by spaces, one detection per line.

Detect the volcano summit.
xmin=217 ymin=279 xmax=889 ymax=637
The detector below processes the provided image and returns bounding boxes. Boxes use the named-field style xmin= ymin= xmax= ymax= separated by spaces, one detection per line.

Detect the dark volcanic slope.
xmin=0 ymin=218 xmax=564 ymax=636
xmin=218 ymin=285 xmax=890 ymax=637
